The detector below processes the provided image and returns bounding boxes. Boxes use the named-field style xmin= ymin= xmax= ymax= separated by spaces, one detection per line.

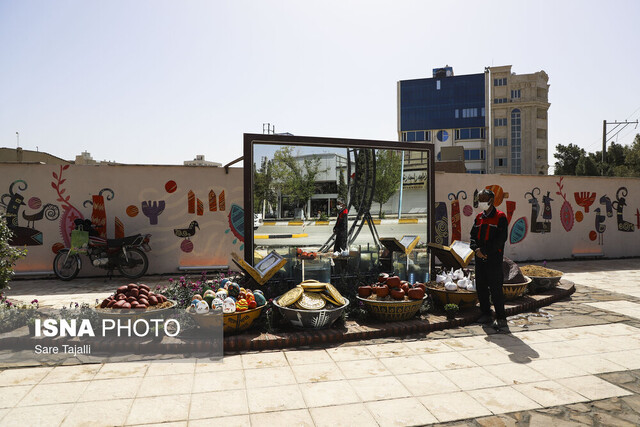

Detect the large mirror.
xmin=243 ymin=134 xmax=434 ymax=285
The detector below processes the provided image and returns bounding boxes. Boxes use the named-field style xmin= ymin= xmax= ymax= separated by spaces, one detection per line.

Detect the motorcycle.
xmin=53 ymin=218 xmax=152 ymax=281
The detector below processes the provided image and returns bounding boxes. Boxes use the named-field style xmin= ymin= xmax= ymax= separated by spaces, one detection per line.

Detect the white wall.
xmin=1 ymin=164 xmax=243 ymax=274
xmin=434 ymin=172 xmax=640 ymax=261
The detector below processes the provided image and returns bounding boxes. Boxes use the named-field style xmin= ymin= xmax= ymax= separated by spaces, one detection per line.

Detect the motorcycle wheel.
xmin=53 ymin=249 xmax=81 ymax=281
xmin=118 ymin=247 xmax=149 ymax=279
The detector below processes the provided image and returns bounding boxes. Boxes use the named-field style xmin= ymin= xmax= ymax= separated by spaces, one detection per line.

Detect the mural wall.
xmin=0 ymin=164 xmax=243 ymax=274
xmin=434 ymin=173 xmax=640 ymax=260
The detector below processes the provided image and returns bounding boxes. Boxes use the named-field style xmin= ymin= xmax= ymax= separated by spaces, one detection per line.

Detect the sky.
xmin=1 ymin=0 xmax=639 ymax=169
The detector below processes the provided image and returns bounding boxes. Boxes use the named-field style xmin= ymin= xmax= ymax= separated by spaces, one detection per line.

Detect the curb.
xmin=254 ymin=233 xmax=309 ymax=239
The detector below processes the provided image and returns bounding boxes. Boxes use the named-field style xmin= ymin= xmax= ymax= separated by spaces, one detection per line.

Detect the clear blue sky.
xmin=1 ymin=0 xmax=639 ymax=168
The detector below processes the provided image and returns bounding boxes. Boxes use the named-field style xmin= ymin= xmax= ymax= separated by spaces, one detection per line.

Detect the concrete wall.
xmin=1 ymin=164 xmax=243 ymax=275
xmin=3 ymin=163 xmax=639 ymax=273
xmin=433 ymin=172 xmax=640 ymax=261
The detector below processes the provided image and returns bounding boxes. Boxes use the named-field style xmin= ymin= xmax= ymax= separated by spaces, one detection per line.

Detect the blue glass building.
xmin=398 ymin=65 xmax=550 ymax=175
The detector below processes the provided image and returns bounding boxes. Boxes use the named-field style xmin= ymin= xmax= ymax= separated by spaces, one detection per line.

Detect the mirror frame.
xmin=243 ymin=133 xmax=435 ymax=268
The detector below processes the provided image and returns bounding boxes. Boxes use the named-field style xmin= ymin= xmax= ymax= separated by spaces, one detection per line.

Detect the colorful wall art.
xmin=433 ymin=172 xmax=640 ymax=260
xmin=1 ymin=164 xmax=243 ymax=274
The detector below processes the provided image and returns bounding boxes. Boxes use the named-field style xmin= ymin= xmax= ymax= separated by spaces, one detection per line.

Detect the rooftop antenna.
xmin=263 ymin=123 xmax=275 ymax=135
xmin=16 ymin=132 xmax=19 ymax=148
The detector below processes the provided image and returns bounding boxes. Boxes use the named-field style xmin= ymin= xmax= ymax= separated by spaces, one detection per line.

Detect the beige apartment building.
xmin=487 ymin=65 xmax=550 ymax=174
xmin=398 ymin=65 xmax=550 ymax=175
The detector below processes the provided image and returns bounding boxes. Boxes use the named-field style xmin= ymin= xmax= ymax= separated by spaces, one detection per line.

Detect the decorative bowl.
xmin=426 ymin=286 xmax=478 ymax=308
xmin=357 ymin=296 xmax=425 ymax=321
xmin=503 ymin=276 xmax=532 ymax=300
xmin=527 ymin=273 xmax=563 ymax=294
xmin=272 ymin=299 xmax=349 ymax=329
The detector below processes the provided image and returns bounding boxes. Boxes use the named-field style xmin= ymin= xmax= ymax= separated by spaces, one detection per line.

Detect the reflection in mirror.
xmin=251 ymin=141 xmax=432 ymax=286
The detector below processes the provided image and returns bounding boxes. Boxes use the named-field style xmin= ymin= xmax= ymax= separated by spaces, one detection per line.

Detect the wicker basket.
xmin=503 ymin=276 xmax=532 ymax=300
xmin=426 ymin=286 xmax=478 ymax=308
xmin=94 ymin=300 xmax=177 ymax=321
xmin=357 ymin=296 xmax=425 ymax=321
xmin=189 ymin=305 xmax=265 ymax=334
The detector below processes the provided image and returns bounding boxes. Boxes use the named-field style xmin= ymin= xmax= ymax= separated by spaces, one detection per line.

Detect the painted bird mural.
xmin=22 ymin=203 xmax=60 ymax=228
xmin=174 ymin=221 xmax=199 ymax=239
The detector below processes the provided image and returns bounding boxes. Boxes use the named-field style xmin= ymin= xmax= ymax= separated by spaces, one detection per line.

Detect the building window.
xmin=481 ymin=107 xmax=485 ymax=117
xmin=494 ymin=118 xmax=507 ymax=126
xmin=464 ymin=149 xmax=485 ymax=161
xmin=494 ymin=98 xmax=508 ymax=104
xmin=455 ymin=128 xmax=484 ymax=140
xmin=426 ymin=130 xmax=431 ymax=142
xmin=511 ymin=108 xmax=521 ymax=173
xmin=462 ymin=108 xmax=478 ymax=118
xmin=480 ymin=128 xmax=486 ymax=138
xmin=437 ymin=130 xmax=448 ymax=142
xmin=494 ymin=138 xmax=507 ymax=146
xmin=511 ymin=89 xmax=521 ymax=99
xmin=494 ymin=78 xmax=507 ymax=86
xmin=436 ymin=80 xmax=441 ymax=90
xmin=415 ymin=131 xmax=425 ymax=141
xmin=494 ymin=158 xmax=507 ymax=167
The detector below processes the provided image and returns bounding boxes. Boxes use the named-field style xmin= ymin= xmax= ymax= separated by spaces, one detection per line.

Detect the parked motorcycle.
xmin=53 ymin=219 xmax=151 ymax=281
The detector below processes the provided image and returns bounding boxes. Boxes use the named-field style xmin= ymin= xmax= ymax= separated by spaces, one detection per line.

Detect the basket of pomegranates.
xmin=94 ymin=283 xmax=176 ymax=320
xmin=356 ymin=273 xmax=427 ymax=321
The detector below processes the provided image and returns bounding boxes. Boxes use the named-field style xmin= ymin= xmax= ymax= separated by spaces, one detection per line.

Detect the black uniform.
xmin=333 ymin=207 xmax=348 ymax=252
xmin=469 ymin=206 xmax=509 ymax=320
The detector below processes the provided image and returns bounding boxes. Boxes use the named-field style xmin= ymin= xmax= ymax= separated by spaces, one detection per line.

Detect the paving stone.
xmin=476 ymin=415 xmax=516 ymax=427
xmin=622 ymin=394 xmax=640 ymax=413
xmin=536 ymin=407 xmax=564 ymax=416
xmin=568 ymin=413 xmax=593 ymax=425
xmin=529 ymin=413 xmax=583 ymax=427
xmin=594 ymin=413 xmax=636 ymax=427
xmin=566 ymin=403 xmax=591 ymax=413
xmin=599 ymin=371 xmax=637 ymax=384
xmin=592 ymin=398 xmax=622 ymax=412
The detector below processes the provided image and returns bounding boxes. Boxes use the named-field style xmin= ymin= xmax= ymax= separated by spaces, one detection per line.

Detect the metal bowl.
xmin=272 ymin=299 xmax=349 ymax=329
xmin=527 ymin=274 xmax=563 ymax=294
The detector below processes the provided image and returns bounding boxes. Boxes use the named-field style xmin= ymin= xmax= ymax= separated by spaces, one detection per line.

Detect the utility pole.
xmin=602 ymin=120 xmax=638 ymax=168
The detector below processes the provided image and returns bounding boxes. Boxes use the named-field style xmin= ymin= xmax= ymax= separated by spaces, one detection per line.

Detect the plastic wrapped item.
xmin=444 ymin=281 xmax=458 ymax=291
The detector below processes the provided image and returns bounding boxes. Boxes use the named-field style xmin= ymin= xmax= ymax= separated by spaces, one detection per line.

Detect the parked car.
xmin=254 ymin=213 xmax=263 ymax=230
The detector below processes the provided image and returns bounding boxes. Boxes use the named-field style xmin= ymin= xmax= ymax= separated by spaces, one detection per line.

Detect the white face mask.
xmin=478 ymin=202 xmax=490 ymax=211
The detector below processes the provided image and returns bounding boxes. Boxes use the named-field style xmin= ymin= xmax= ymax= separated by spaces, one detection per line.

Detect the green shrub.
xmin=0 ymin=214 xmax=27 ymax=291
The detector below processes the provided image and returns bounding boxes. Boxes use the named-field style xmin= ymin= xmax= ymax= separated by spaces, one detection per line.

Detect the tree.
xmin=623 ymin=134 xmax=640 ymax=177
xmin=271 ymin=147 xmax=320 ymax=217
xmin=253 ymin=157 xmax=278 ymax=216
xmin=1 ymin=214 xmax=27 ymax=291
xmin=576 ymin=155 xmax=599 ymax=176
xmin=372 ymin=150 xmax=402 ymax=216
xmin=337 ymin=169 xmax=348 ymax=205
xmin=554 ymin=143 xmax=585 ymax=175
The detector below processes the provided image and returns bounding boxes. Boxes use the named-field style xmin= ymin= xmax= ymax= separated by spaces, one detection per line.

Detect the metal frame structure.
xmin=243 ymin=133 xmax=435 ymax=267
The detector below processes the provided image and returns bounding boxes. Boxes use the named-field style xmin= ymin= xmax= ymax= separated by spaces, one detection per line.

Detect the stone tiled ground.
xmin=1 ymin=258 xmax=640 ymax=426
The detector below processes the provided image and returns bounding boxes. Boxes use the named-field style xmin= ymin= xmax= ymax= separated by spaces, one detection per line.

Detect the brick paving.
xmin=1 ymin=257 xmax=640 ymax=426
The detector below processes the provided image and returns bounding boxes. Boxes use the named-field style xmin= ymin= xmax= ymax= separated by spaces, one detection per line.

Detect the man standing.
xmin=333 ymin=200 xmax=349 ymax=253
xmin=470 ymin=189 xmax=509 ymax=330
